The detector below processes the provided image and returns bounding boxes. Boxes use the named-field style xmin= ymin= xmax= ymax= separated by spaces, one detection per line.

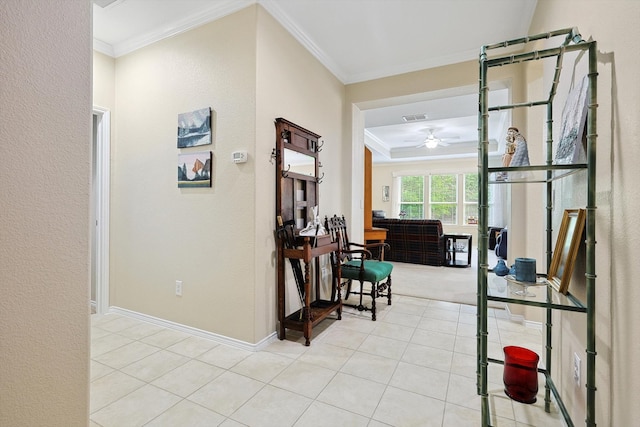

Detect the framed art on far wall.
xmin=382 ymin=185 xmax=389 ymax=202
xmin=548 ymin=208 xmax=586 ymax=294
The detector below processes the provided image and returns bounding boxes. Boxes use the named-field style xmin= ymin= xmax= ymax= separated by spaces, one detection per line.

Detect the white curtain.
xmin=391 ymin=176 xmax=402 ymax=217
xmin=489 ymin=181 xmax=507 ymax=227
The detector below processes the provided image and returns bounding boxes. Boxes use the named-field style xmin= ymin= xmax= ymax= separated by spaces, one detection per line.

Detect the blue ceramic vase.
xmin=494 ymin=259 xmax=509 ymax=276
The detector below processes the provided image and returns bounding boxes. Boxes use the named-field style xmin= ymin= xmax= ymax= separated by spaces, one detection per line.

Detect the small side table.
xmin=443 ymin=233 xmax=472 ymax=268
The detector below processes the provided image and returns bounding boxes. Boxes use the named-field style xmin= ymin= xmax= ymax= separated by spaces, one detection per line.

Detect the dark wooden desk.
xmin=278 ymin=235 xmax=341 ymax=346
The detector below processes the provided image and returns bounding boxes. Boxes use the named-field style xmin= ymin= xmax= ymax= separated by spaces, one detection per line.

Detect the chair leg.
xmin=370 ymin=285 xmax=377 ymax=321
xmin=387 ymin=275 xmax=392 ymax=306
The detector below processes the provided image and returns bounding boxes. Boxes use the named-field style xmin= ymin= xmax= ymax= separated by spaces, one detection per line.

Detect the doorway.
xmin=91 ymin=107 xmax=110 ymax=314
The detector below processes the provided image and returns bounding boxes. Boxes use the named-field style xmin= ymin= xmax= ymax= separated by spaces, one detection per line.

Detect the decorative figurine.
xmin=502 ymin=133 xmax=516 ymax=168
xmin=507 ymin=126 xmax=530 ymax=167
xmin=299 ymin=206 xmax=326 ymax=236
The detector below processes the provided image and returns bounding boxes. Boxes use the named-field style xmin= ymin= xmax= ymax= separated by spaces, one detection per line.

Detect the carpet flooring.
xmin=389 ymin=248 xmax=504 ymax=307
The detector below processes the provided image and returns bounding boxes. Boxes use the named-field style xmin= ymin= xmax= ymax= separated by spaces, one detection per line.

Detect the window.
xmin=429 ymin=174 xmax=457 ymax=224
xmin=464 ymin=173 xmax=479 ymax=224
xmin=396 ymin=172 xmax=488 ymax=225
xmin=399 ymin=175 xmax=423 ymax=219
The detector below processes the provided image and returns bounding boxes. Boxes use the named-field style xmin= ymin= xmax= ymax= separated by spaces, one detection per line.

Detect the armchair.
xmin=324 ymin=215 xmax=393 ymax=321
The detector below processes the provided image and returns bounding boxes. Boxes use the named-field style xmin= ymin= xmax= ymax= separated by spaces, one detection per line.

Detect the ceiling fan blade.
xmin=439 ymin=140 xmax=450 ymax=147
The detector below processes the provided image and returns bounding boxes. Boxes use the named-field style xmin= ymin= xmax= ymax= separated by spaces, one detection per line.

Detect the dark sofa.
xmin=372 ymin=218 xmax=445 ymax=266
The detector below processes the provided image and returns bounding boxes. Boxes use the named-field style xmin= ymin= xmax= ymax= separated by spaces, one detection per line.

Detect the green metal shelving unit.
xmin=477 ymin=28 xmax=597 ymax=426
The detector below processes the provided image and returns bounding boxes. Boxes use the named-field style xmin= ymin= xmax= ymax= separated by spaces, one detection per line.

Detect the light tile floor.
xmin=90 ymin=296 xmax=563 ymax=426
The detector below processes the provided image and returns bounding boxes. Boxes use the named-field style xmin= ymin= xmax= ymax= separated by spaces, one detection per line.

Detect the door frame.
xmin=93 ymin=106 xmax=110 ymax=314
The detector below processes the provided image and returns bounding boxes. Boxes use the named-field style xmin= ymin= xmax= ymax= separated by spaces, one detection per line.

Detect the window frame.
xmin=396 ymin=172 xmax=483 ymax=226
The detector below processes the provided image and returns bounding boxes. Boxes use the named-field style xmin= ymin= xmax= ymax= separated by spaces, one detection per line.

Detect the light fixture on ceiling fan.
xmin=401 ymin=129 xmax=458 ymax=150
xmin=424 ymin=132 xmax=440 ymax=149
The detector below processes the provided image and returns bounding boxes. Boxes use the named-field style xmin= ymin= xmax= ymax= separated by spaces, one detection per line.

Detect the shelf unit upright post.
xmin=477 ymin=28 xmax=597 ymax=426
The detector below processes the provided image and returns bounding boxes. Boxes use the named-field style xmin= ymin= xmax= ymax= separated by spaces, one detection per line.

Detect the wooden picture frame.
xmin=548 ymin=209 xmax=586 ymax=294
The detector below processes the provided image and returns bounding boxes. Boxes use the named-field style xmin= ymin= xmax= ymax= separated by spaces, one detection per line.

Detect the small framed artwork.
xmin=178 ymin=151 xmax=212 ymax=188
xmin=548 ymin=209 xmax=586 ymax=294
xmin=177 ymin=107 xmax=212 ymax=148
xmin=382 ymin=185 xmax=390 ymax=202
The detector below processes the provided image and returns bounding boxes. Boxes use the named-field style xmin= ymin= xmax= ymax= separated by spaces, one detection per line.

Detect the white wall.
xmin=0 ymin=0 xmax=91 ymax=425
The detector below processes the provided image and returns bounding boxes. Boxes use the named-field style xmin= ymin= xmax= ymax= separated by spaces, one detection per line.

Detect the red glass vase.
xmin=503 ymin=346 xmax=539 ymax=404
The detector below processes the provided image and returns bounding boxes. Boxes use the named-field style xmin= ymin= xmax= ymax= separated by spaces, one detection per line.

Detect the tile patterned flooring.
xmin=90 ymin=297 xmax=563 ymax=426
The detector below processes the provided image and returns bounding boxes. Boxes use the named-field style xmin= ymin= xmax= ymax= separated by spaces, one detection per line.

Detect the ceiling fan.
xmin=416 ymin=129 xmax=459 ymax=149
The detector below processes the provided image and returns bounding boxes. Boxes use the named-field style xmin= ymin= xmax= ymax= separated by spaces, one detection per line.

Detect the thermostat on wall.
xmin=232 ymin=150 xmax=248 ymax=163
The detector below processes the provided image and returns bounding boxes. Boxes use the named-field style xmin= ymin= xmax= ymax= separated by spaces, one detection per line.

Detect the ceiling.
xmin=93 ymin=0 xmax=538 ymax=163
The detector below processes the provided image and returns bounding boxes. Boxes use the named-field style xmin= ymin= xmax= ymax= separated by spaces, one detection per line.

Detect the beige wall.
xmin=110 ymin=7 xmax=258 ymax=343
xmin=0 ymin=0 xmax=91 ymax=426
xmin=93 ymin=51 xmax=115 ymax=111
xmin=528 ymin=1 xmax=640 ymax=425
xmin=103 ymin=5 xmax=345 ymax=344
xmin=254 ymin=8 xmax=345 ymax=336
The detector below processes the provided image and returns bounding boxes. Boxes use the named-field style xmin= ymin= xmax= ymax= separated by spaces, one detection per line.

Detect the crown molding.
xmin=95 ymin=0 xmax=255 ymax=58
xmin=93 ymin=38 xmax=114 ymax=57
xmin=258 ymin=0 xmax=347 ymax=83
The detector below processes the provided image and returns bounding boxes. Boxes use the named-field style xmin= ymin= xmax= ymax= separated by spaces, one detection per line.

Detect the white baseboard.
xmin=504 ymin=305 xmax=543 ymax=331
xmin=107 ymin=306 xmax=278 ymax=352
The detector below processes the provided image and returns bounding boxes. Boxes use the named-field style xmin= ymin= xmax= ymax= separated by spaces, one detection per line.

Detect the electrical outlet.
xmin=573 ymin=353 xmax=581 ymax=385
xmin=175 ymin=280 xmax=182 ymax=297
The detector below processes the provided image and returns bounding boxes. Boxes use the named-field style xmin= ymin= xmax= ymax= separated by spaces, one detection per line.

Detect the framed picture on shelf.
xmin=548 ymin=209 xmax=586 ymax=294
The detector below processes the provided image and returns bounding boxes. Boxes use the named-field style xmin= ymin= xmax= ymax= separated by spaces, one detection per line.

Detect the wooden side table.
xmin=443 ymin=233 xmax=472 ymax=268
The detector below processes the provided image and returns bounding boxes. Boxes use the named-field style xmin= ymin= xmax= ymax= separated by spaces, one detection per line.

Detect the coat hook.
xmin=282 ymin=164 xmax=291 ymax=178
xmin=316 ymin=172 xmax=325 ymax=183
xmin=316 ymin=140 xmax=324 ymax=152
xmin=270 ymin=148 xmax=278 ymax=164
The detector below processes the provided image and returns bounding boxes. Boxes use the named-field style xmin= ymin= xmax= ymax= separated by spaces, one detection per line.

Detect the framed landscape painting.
xmin=178 ymin=151 xmax=212 ymax=188
xmin=177 ymin=107 xmax=211 ymax=148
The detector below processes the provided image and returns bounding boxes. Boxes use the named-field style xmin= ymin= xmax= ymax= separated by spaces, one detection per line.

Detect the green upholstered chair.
xmin=325 ymin=215 xmax=393 ymax=321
